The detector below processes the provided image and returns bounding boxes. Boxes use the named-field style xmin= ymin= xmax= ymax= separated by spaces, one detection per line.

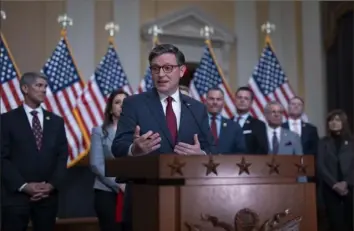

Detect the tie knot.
xmin=211 ymin=115 xmax=217 ymax=121
xmin=30 ymin=110 xmax=38 ymax=116
xmin=273 ymin=130 xmax=277 ymax=135
xmin=166 ymin=96 xmax=173 ymax=104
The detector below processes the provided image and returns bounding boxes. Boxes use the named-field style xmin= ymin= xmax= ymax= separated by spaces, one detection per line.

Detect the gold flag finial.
xmin=105 ymin=22 xmax=119 ymax=37
xmin=200 ymin=25 xmax=214 ymax=40
xmin=1 ymin=10 xmax=6 ymax=20
xmin=57 ymin=14 xmax=73 ymax=30
xmin=261 ymin=21 xmax=276 ymax=34
xmin=148 ymin=25 xmax=163 ymax=38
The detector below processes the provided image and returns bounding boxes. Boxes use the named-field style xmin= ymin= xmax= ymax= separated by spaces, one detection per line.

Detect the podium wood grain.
xmin=106 ymin=155 xmax=317 ymax=231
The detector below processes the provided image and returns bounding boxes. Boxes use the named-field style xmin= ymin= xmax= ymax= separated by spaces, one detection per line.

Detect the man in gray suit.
xmin=264 ymin=101 xmax=303 ymax=155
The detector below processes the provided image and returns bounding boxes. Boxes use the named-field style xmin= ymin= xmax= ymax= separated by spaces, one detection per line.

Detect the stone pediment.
xmin=141 ymin=6 xmax=235 ymax=46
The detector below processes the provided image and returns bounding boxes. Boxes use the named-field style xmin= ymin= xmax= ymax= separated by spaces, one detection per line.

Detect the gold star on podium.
xmin=236 ymin=157 xmax=251 ymax=175
xmin=168 ymin=157 xmax=186 ymax=176
xmin=203 ymin=156 xmax=220 ymax=176
xmin=267 ymin=157 xmax=280 ymax=175
xmin=295 ymin=156 xmax=307 ymax=175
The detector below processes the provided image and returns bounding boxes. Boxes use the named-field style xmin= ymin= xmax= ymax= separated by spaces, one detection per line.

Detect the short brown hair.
xmin=326 ymin=109 xmax=352 ymax=138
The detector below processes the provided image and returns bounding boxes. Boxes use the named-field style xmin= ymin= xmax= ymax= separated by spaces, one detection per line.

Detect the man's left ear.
xmin=179 ymin=65 xmax=187 ymax=78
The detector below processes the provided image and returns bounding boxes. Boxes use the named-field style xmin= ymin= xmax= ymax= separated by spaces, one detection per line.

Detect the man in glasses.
xmin=111 ymin=44 xmax=215 ymax=229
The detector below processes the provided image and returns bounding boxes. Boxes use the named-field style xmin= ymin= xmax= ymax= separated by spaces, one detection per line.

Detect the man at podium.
xmin=111 ymin=44 xmax=215 ymax=230
xmin=112 ymin=44 xmax=214 ymax=157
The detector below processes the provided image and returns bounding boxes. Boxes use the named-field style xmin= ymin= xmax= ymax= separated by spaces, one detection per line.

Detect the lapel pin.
xmin=344 ymin=140 xmax=348 ymax=145
xmin=302 ymin=123 xmax=306 ymax=127
xmin=46 ymin=116 xmax=50 ymax=120
xmin=246 ymin=120 xmax=250 ymax=124
xmin=223 ymin=122 xmax=227 ymax=127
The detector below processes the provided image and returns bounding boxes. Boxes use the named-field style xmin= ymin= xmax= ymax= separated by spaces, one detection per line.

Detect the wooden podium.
xmin=106 ymin=155 xmax=317 ymax=231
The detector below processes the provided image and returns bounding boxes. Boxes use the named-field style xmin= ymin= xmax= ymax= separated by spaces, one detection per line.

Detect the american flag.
xmin=189 ymin=40 xmax=236 ymax=118
xmin=248 ymin=38 xmax=307 ymax=121
xmin=73 ymin=42 xmax=132 ymax=157
xmin=135 ymin=38 xmax=159 ymax=93
xmin=41 ymin=36 xmax=87 ymax=167
xmin=135 ymin=67 xmax=153 ymax=94
xmin=0 ymin=33 xmax=23 ymax=113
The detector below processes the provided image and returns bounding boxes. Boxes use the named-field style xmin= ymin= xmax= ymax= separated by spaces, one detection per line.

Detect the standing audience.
xmin=317 ymin=109 xmax=353 ymax=231
xmin=89 ymin=89 xmax=128 ymax=231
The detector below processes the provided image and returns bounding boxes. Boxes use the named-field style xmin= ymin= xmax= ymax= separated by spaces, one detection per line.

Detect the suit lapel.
xmin=145 ymin=89 xmax=174 ymax=148
xmin=178 ymin=95 xmax=189 ymax=143
xmin=218 ymin=117 xmax=227 ymax=147
xmin=301 ymin=121 xmax=308 ymax=144
xmin=17 ymin=106 xmax=38 ymax=152
xmin=279 ymin=128 xmax=287 ymax=151
xmin=40 ymin=110 xmax=54 ymax=152
xmin=243 ymin=115 xmax=252 ymax=130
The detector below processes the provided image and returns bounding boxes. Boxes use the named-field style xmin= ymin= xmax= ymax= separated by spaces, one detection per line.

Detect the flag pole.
xmin=148 ymin=25 xmax=162 ymax=47
xmin=105 ymin=22 xmax=119 ymax=45
xmin=57 ymin=14 xmax=73 ymax=38
xmin=261 ymin=21 xmax=276 ymax=52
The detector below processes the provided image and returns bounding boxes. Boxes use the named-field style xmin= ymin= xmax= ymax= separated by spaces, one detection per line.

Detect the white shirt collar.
xmin=158 ymin=89 xmax=180 ymax=103
xmin=234 ymin=112 xmax=250 ymax=119
xmin=23 ymin=103 xmax=43 ymax=115
xmin=289 ymin=118 xmax=301 ymax=124
xmin=267 ymin=125 xmax=281 ymax=134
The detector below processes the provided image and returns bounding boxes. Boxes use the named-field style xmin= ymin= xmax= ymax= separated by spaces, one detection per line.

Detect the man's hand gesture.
xmin=174 ymin=134 xmax=204 ymax=155
xmin=131 ymin=126 xmax=161 ymax=156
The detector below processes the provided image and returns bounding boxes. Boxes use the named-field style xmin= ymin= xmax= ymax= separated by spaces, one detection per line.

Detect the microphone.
xmin=181 ymin=99 xmax=215 ymax=155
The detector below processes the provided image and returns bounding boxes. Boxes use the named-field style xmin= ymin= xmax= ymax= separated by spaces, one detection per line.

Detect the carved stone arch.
xmin=141 ymin=6 xmax=236 ymax=81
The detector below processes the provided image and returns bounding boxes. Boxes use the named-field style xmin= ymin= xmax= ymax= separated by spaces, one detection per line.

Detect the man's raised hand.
xmin=131 ymin=125 xmax=161 ymax=156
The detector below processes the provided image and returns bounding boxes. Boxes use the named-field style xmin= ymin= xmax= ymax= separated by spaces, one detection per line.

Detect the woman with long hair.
xmin=317 ymin=109 xmax=353 ymax=231
xmin=89 ymin=89 xmax=128 ymax=231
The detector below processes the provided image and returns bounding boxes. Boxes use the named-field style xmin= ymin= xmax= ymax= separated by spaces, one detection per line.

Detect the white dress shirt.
xmin=23 ymin=103 xmax=44 ymax=129
xmin=158 ymin=90 xmax=181 ymax=130
xmin=288 ymin=118 xmax=301 ymax=136
xmin=267 ymin=126 xmax=281 ymax=151
xmin=19 ymin=104 xmax=44 ymax=192
xmin=128 ymin=89 xmax=182 ymax=155
xmin=234 ymin=112 xmax=250 ymax=128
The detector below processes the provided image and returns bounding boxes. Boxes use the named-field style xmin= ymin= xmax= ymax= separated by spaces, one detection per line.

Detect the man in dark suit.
xmin=111 ymin=44 xmax=215 ymax=229
xmin=112 ymin=44 xmax=214 ymax=157
xmin=233 ymin=86 xmax=268 ymax=154
xmin=1 ymin=72 xmax=68 ymax=231
xmin=205 ymin=87 xmax=246 ymax=154
xmin=282 ymin=96 xmax=319 ymax=156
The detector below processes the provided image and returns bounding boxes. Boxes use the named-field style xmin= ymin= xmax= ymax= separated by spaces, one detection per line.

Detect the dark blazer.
xmin=1 ymin=106 xmax=68 ymax=206
xmin=232 ymin=115 xmax=268 ymax=155
xmin=111 ymin=88 xmax=215 ymax=227
xmin=282 ymin=121 xmax=319 ymax=156
xmin=215 ymin=117 xmax=247 ymax=154
xmin=112 ymin=88 xmax=215 ymax=156
xmin=317 ymin=136 xmax=354 ymax=188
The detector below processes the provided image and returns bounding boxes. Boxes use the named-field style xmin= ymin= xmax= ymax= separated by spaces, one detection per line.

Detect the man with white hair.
xmin=264 ymin=101 xmax=303 ymax=155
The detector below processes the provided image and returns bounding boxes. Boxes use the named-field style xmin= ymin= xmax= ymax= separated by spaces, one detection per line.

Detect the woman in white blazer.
xmin=89 ymin=89 xmax=128 ymax=231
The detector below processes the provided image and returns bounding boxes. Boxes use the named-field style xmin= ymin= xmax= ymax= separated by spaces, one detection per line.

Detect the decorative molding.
xmin=141 ymin=6 xmax=235 ymax=81
xmin=141 ymin=6 xmax=236 ymax=47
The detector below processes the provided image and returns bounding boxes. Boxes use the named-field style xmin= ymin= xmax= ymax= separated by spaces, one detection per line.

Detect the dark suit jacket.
xmin=232 ymin=115 xmax=268 ymax=155
xmin=282 ymin=121 xmax=319 ymax=156
xmin=317 ymin=136 xmax=354 ymax=188
xmin=111 ymin=88 xmax=215 ymax=225
xmin=112 ymin=88 xmax=215 ymax=156
xmin=1 ymin=106 xmax=68 ymax=206
xmin=215 ymin=117 xmax=246 ymax=154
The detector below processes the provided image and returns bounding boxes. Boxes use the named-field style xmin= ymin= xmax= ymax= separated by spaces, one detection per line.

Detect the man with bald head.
xmin=264 ymin=101 xmax=303 ymax=155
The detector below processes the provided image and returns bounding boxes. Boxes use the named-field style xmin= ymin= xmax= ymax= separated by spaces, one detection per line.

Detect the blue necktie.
xmin=272 ymin=131 xmax=279 ymax=154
